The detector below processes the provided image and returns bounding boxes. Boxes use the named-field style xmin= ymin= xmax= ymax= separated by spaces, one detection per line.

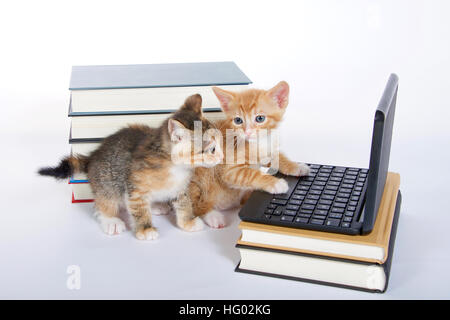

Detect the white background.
xmin=0 ymin=0 xmax=449 ymax=299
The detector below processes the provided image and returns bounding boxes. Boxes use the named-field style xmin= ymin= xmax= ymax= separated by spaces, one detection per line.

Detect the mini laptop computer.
xmin=238 ymin=74 xmax=398 ymax=235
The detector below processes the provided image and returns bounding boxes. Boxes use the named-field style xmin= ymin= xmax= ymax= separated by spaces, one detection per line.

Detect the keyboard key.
xmin=313 ymin=181 xmax=326 ymax=186
xmin=333 ymin=167 xmax=346 ymax=173
xmin=354 ymin=186 xmax=363 ymax=191
xmin=323 ymin=190 xmax=337 ymax=196
xmin=313 ymin=209 xmax=328 ymax=216
xmin=310 ymin=164 xmax=321 ymax=169
xmin=359 ymin=173 xmax=367 ymax=178
xmin=311 ymin=185 xmax=324 ymax=191
xmin=326 ymin=218 xmax=340 ymax=227
xmin=294 ymin=191 xmax=307 ymax=196
xmin=299 ymin=180 xmax=312 ymax=186
xmin=316 ymin=177 xmax=328 ymax=182
xmin=304 ymin=199 xmax=318 ymax=205
xmin=329 ymin=213 xmax=343 ymax=219
xmin=271 ymin=199 xmax=287 ymax=205
xmin=273 ymin=208 xmax=283 ymax=216
xmin=333 ymin=202 xmax=346 ymax=208
xmin=299 ymin=208 xmax=313 ymax=215
xmin=349 ymin=201 xmax=358 ymax=206
xmin=335 ymin=197 xmax=348 ymax=203
xmin=352 ymin=191 xmax=361 ymax=196
xmin=356 ymin=182 xmax=365 ymax=187
xmin=298 ymin=213 xmax=312 ymax=218
xmin=341 ymin=222 xmax=351 ymax=228
xmin=301 ymin=204 xmax=316 ymax=211
xmin=312 ymin=214 xmax=326 ymax=220
xmin=331 ymin=172 xmax=344 ymax=177
xmin=342 ymin=183 xmax=354 ymax=189
xmin=267 ymin=204 xmax=277 ymax=209
xmin=311 ymin=219 xmax=324 ymax=225
xmin=339 ymin=188 xmax=352 ymax=193
xmin=316 ymin=204 xmax=330 ymax=211
xmin=289 ymin=199 xmax=302 ymax=205
xmin=319 ymin=199 xmax=332 ymax=205
xmin=291 ymin=195 xmax=304 ymax=201
xmin=357 ymin=178 xmax=366 ymax=183
xmin=328 ymin=181 xmax=340 ymax=186
xmin=321 ymin=195 xmax=335 ymax=201
xmin=350 ymin=196 xmax=359 ymax=201
xmin=286 ymin=205 xmax=300 ymax=211
xmin=361 ymin=169 xmax=368 ymax=173
xmin=344 ymin=211 xmax=354 ymax=217
xmin=281 ymin=215 xmax=294 ymax=222
xmin=347 ymin=206 xmax=356 ymax=211
xmin=331 ymin=207 xmax=344 ymax=213
xmin=295 ymin=217 xmax=309 ymax=223
xmin=320 ymin=168 xmax=332 ymax=173
xmin=337 ymin=192 xmax=350 ymax=198
xmin=329 ymin=177 xmax=342 ymax=182
xmin=343 ymin=179 xmax=355 ymax=184
xmin=343 ymin=217 xmax=352 ymax=222
xmin=283 ymin=209 xmax=297 ymax=216
xmin=318 ymin=173 xmax=330 ymax=178
xmin=325 ymin=185 xmax=338 ymax=190
xmin=264 ymin=208 xmax=274 ymax=214
xmin=297 ymin=185 xmax=310 ymax=191
xmin=307 ymin=194 xmax=320 ymax=200
xmin=323 ymin=165 xmax=333 ymax=169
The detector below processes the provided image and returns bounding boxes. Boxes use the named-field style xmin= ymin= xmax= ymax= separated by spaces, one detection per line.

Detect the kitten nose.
xmin=245 ymin=129 xmax=254 ymax=137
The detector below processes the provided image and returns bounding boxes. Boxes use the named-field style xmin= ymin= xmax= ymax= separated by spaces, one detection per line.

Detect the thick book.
xmin=235 ymin=190 xmax=402 ymax=293
xmin=69 ymin=110 xmax=225 ymax=140
xmin=238 ymin=172 xmax=400 ymax=264
xmin=69 ymin=62 xmax=251 ymax=114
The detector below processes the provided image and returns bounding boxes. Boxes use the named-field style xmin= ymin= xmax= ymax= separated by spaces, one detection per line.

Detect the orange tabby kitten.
xmin=188 ymin=81 xmax=310 ymax=228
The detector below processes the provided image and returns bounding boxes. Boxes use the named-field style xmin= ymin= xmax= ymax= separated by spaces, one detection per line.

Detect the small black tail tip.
xmin=38 ymin=159 xmax=72 ymax=179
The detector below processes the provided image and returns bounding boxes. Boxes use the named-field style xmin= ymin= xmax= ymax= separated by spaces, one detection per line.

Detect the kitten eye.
xmin=255 ymin=115 xmax=266 ymax=123
xmin=234 ymin=117 xmax=243 ymax=125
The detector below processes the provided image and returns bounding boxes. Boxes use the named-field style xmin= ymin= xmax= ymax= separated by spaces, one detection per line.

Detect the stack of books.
xmin=68 ymin=61 xmax=252 ymax=202
xmin=235 ymin=172 xmax=402 ymax=292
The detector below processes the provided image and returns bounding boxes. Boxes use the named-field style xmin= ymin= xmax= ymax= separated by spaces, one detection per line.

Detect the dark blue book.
xmin=69 ymin=61 xmax=251 ymax=116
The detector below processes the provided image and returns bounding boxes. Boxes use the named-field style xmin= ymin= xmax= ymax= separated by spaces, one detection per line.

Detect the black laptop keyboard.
xmin=263 ymin=164 xmax=369 ymax=233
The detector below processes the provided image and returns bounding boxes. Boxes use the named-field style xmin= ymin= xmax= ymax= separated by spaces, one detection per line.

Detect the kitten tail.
xmin=38 ymin=155 xmax=89 ymax=179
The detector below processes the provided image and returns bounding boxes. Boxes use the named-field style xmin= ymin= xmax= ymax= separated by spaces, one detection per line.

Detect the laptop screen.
xmin=362 ymin=74 xmax=398 ymax=234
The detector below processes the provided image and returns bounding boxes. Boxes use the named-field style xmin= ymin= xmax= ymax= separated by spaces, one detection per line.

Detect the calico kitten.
xmin=188 ymin=82 xmax=310 ymax=228
xmin=39 ymin=94 xmax=223 ymax=239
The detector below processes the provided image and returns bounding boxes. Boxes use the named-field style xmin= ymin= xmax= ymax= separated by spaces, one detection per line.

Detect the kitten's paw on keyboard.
xmin=295 ymin=163 xmax=310 ymax=176
xmin=265 ymin=178 xmax=289 ymax=194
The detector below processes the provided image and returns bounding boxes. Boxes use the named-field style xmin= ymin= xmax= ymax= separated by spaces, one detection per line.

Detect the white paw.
xmin=266 ymin=178 xmax=289 ymax=194
xmin=294 ymin=163 xmax=310 ymax=176
xmin=202 ymin=210 xmax=226 ymax=229
xmin=180 ymin=216 xmax=205 ymax=232
xmin=135 ymin=228 xmax=159 ymax=240
xmin=151 ymin=202 xmax=171 ymax=215
xmin=98 ymin=216 xmax=126 ymax=236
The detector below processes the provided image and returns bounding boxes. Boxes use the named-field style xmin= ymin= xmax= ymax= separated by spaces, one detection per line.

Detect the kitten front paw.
xmin=135 ymin=227 xmax=159 ymax=240
xmin=178 ymin=216 xmax=205 ymax=232
xmin=293 ymin=163 xmax=310 ymax=176
xmin=98 ymin=216 xmax=126 ymax=236
xmin=264 ymin=178 xmax=289 ymax=194
xmin=281 ymin=162 xmax=310 ymax=176
xmin=202 ymin=210 xmax=226 ymax=229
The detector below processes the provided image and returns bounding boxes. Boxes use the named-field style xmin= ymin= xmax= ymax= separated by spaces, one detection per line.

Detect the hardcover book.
xmin=235 ymin=173 xmax=402 ymax=292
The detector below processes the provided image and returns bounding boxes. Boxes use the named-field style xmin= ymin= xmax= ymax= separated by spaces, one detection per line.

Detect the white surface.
xmin=1 ymin=0 xmax=449 ymax=299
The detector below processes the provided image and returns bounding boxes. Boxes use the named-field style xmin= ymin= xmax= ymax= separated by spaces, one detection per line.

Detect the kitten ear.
xmin=212 ymin=87 xmax=235 ymax=111
xmin=183 ymin=94 xmax=203 ymax=114
xmin=168 ymin=119 xmax=187 ymax=142
xmin=267 ymin=81 xmax=289 ymax=109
